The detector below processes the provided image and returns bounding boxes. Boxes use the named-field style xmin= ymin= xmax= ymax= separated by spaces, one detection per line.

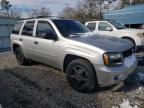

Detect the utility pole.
xmin=99 ymin=0 xmax=102 ymax=19
xmin=129 ymin=0 xmax=133 ymax=6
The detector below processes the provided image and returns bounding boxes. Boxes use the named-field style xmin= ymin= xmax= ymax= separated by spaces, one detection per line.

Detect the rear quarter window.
xmin=12 ymin=21 xmax=23 ymax=34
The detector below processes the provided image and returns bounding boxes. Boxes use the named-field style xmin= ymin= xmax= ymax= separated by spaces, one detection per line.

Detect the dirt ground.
xmin=0 ymin=52 xmax=144 ymax=108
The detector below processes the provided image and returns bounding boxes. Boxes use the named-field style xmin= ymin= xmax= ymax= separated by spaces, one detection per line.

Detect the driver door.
xmin=33 ymin=20 xmax=60 ymax=68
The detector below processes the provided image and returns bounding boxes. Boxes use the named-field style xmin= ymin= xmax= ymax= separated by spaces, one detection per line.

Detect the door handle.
xmin=34 ymin=41 xmax=38 ymax=44
xmin=19 ymin=38 xmax=23 ymax=41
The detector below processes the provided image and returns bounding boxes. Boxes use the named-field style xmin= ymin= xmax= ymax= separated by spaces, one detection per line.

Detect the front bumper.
xmin=94 ymin=54 xmax=137 ymax=87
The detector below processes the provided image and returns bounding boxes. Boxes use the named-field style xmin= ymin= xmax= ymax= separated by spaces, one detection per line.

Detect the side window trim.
xmin=94 ymin=22 xmax=97 ymax=30
xmin=33 ymin=20 xmax=38 ymax=37
xmin=32 ymin=20 xmax=36 ymax=37
xmin=19 ymin=20 xmax=26 ymax=35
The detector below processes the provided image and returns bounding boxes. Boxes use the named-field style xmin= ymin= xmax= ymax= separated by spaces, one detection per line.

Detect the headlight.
xmin=137 ymin=33 xmax=144 ymax=38
xmin=103 ymin=53 xmax=123 ymax=67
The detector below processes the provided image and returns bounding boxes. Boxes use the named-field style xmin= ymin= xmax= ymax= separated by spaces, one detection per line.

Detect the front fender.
xmin=59 ymin=48 xmax=103 ymax=71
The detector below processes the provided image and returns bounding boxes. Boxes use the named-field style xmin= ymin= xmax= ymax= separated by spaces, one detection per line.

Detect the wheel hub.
xmin=71 ymin=66 xmax=88 ymax=82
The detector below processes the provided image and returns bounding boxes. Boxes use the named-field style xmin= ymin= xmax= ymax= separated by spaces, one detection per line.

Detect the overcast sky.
xmin=9 ymin=0 xmax=78 ymax=17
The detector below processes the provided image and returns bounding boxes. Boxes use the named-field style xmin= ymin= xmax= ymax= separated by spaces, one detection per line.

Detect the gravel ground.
xmin=0 ymin=52 xmax=144 ymax=108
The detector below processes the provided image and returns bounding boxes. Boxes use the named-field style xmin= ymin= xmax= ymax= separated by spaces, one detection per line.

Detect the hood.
xmin=69 ymin=34 xmax=133 ymax=52
xmin=119 ymin=28 xmax=144 ymax=34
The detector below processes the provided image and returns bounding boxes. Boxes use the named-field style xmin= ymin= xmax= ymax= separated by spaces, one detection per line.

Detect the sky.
xmin=9 ymin=0 xmax=78 ymax=17
xmin=8 ymin=0 xmax=121 ymax=18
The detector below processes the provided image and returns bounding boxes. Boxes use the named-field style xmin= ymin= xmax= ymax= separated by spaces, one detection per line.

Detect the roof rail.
xmin=37 ymin=15 xmax=64 ymax=18
xmin=22 ymin=16 xmax=64 ymax=20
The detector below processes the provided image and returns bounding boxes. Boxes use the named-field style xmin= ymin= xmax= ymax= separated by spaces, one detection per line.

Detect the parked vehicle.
xmin=85 ymin=20 xmax=144 ymax=51
xmin=11 ymin=18 xmax=137 ymax=92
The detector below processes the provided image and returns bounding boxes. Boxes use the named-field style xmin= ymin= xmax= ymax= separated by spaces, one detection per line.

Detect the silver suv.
xmin=10 ymin=18 xmax=137 ymax=92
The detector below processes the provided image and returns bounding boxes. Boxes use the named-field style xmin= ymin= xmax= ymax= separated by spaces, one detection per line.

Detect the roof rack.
xmin=22 ymin=16 xmax=64 ymax=20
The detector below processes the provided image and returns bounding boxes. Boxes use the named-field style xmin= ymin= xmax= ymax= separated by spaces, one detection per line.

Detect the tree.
xmin=122 ymin=0 xmax=144 ymax=7
xmin=60 ymin=0 xmax=102 ymax=22
xmin=61 ymin=0 xmax=144 ymax=22
xmin=9 ymin=9 xmax=21 ymax=18
xmin=28 ymin=9 xmax=39 ymax=18
xmin=39 ymin=7 xmax=51 ymax=17
xmin=83 ymin=0 xmax=102 ymax=20
xmin=59 ymin=6 xmax=76 ymax=19
xmin=28 ymin=7 xmax=51 ymax=18
xmin=0 ymin=0 xmax=12 ymax=17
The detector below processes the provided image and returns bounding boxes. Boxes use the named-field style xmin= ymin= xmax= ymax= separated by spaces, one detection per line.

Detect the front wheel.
xmin=66 ymin=59 xmax=98 ymax=92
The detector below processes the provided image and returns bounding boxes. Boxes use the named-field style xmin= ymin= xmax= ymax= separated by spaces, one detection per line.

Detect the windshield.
xmin=52 ymin=20 xmax=90 ymax=37
xmin=108 ymin=20 xmax=127 ymax=30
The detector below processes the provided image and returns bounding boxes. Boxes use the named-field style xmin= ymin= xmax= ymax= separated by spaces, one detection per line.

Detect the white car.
xmin=85 ymin=20 xmax=144 ymax=51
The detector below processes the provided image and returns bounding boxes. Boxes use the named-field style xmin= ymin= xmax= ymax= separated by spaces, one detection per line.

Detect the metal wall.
xmin=0 ymin=18 xmax=18 ymax=51
xmin=103 ymin=4 xmax=144 ymax=25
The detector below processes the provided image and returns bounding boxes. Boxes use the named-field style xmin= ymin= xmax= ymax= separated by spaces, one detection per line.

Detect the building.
xmin=103 ymin=4 xmax=144 ymax=29
xmin=0 ymin=18 xmax=18 ymax=51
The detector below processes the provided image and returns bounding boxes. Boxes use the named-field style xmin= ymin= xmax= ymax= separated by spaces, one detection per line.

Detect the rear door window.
xmin=12 ymin=21 xmax=23 ymax=34
xmin=22 ymin=21 xmax=35 ymax=36
xmin=86 ymin=23 xmax=96 ymax=31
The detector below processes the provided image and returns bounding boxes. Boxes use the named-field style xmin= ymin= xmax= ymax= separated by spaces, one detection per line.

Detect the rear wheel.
xmin=14 ymin=47 xmax=29 ymax=65
xmin=66 ymin=59 xmax=97 ymax=92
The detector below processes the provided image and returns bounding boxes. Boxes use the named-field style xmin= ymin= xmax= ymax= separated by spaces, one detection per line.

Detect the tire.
xmin=66 ymin=59 xmax=97 ymax=92
xmin=14 ymin=47 xmax=29 ymax=65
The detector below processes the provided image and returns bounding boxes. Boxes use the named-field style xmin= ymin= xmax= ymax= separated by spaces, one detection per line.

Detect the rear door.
xmin=33 ymin=20 xmax=60 ymax=68
xmin=21 ymin=20 xmax=35 ymax=58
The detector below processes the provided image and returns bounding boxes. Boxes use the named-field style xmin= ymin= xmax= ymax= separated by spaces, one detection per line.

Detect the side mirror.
xmin=43 ymin=31 xmax=58 ymax=41
xmin=106 ymin=27 xmax=113 ymax=31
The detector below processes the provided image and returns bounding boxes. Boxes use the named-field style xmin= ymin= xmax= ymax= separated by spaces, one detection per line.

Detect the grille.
xmin=123 ymin=47 xmax=134 ymax=58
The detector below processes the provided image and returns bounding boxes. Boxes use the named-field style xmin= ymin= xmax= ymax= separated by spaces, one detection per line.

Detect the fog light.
xmin=114 ymin=75 xmax=119 ymax=80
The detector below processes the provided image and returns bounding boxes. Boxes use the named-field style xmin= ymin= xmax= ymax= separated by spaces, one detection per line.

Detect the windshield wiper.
xmin=69 ymin=33 xmax=88 ymax=37
xmin=69 ymin=33 xmax=82 ymax=37
xmin=118 ymin=28 xmax=126 ymax=30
